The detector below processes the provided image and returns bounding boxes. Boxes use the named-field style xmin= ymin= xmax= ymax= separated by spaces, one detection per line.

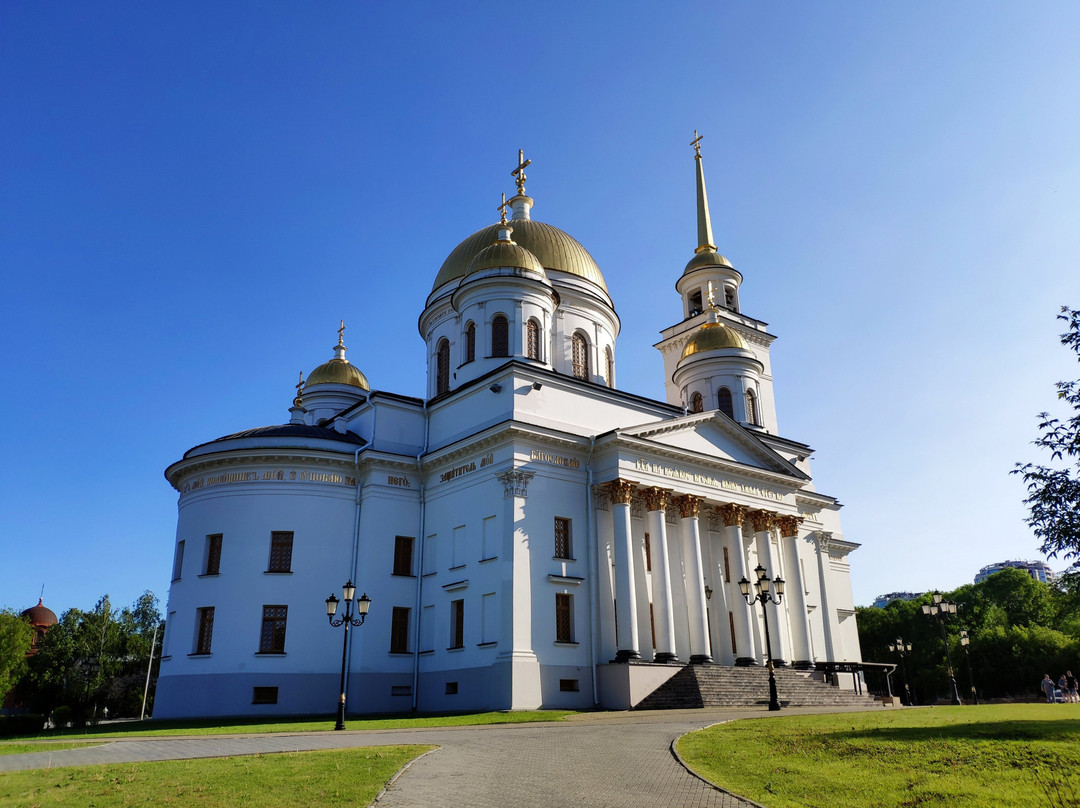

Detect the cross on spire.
xmin=497 ymin=192 xmax=509 ymax=223
xmin=512 ymin=148 xmax=531 ymax=195
xmin=294 ymin=371 xmax=304 ymax=407
xmin=691 ymin=130 xmax=704 ymax=157
xmin=337 ymin=319 xmax=346 ymax=346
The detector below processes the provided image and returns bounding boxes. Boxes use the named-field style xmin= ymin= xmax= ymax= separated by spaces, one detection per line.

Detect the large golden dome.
xmin=681 ymin=321 xmax=747 ymax=359
xmin=306 ymin=358 xmax=370 ymax=390
xmin=434 ymin=218 xmax=606 ymax=292
xmin=465 ymin=235 xmax=545 ymax=277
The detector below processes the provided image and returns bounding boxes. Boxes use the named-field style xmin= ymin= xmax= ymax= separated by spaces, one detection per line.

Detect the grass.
xmin=1 ymin=710 xmax=574 ymax=741
xmin=677 ymin=703 xmax=1080 ymax=808
xmin=0 ymin=743 xmax=102 ymax=757
xmin=0 ymin=746 xmax=433 ymax=807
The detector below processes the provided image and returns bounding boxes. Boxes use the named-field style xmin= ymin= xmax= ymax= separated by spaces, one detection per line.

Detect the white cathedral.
xmin=154 ymin=142 xmax=863 ymax=718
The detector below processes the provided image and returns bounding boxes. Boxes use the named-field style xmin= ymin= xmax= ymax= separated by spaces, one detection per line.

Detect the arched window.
xmin=436 ymin=339 xmax=450 ymax=395
xmin=464 ymin=322 xmax=476 ymax=363
xmin=690 ymin=392 xmax=704 ymax=413
xmin=717 ymin=387 xmax=734 ymax=419
xmin=492 ymin=315 xmax=509 ymax=357
xmin=724 ymin=286 xmax=737 ymax=311
xmin=604 ymin=346 xmax=614 ymax=388
xmin=745 ymin=389 xmax=758 ymax=425
xmin=572 ymin=332 xmax=589 ymax=380
xmin=688 ymin=290 xmax=703 ymax=317
xmin=526 ymin=319 xmax=540 ymax=360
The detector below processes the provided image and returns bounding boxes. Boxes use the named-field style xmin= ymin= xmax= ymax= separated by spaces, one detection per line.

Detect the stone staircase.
xmin=634 ymin=664 xmax=878 ymax=710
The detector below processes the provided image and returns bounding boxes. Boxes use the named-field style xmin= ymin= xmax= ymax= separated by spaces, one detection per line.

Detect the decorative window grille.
xmin=572 ymin=333 xmax=589 ymax=379
xmin=554 ymin=517 xmax=572 ymax=559
xmin=717 ymin=388 xmax=734 ymax=419
xmin=268 ymin=532 xmax=293 ymax=573
xmin=204 ymin=534 xmax=222 ymax=575
xmin=195 ymin=607 xmax=214 ymax=654
xmin=745 ymin=390 xmax=758 ymax=425
xmin=605 ymin=346 xmax=614 ymax=388
xmin=526 ymin=319 xmax=540 ymax=360
xmin=492 ymin=316 xmax=509 ymax=357
xmin=555 ymin=593 xmax=573 ymax=643
xmin=690 ymin=392 xmax=704 ymax=413
xmin=464 ymin=322 xmax=476 ymax=363
xmin=436 ymin=338 xmax=450 ymax=394
xmin=259 ymin=605 xmax=288 ymax=653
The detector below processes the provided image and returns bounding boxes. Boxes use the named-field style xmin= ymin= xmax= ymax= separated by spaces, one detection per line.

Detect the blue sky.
xmin=2 ymin=2 xmax=1078 ymax=617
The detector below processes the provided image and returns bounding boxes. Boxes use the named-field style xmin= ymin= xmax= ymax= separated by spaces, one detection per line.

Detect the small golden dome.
xmin=681 ymin=321 xmax=747 ymax=359
xmin=434 ymin=218 xmax=606 ymax=292
xmin=306 ymin=358 xmax=370 ymax=390
xmin=683 ymin=249 xmax=734 ymax=275
xmin=465 ymin=239 xmax=545 ymax=276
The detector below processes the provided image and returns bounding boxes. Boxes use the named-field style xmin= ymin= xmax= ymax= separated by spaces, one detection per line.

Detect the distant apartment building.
xmin=974 ymin=560 xmax=1057 ymax=586
xmin=871 ymin=591 xmax=923 ymax=609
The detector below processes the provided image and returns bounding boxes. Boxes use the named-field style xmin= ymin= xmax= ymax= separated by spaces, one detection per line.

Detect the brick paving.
xmin=0 ymin=705 xmax=882 ymax=807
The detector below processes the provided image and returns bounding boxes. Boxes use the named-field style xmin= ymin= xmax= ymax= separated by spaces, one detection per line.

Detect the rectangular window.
xmin=560 ymin=679 xmax=580 ymax=692
xmin=195 ymin=606 xmax=214 ymax=654
xmin=204 ymin=534 xmax=222 ymax=575
xmin=391 ymin=685 xmax=412 ymax=697
xmin=390 ymin=606 xmax=410 ymax=653
xmin=172 ymin=540 xmax=185 ymax=581
xmin=445 ymin=681 xmax=459 ymax=695
xmin=423 ymin=534 xmax=437 ymax=575
xmin=449 ymin=599 xmax=464 ymax=649
xmin=252 ymin=686 xmax=278 ymax=704
xmin=554 ymin=517 xmax=572 ymax=559
xmin=259 ymin=605 xmax=288 ymax=653
xmin=393 ymin=536 xmax=415 ymax=576
xmin=452 ymin=525 xmax=466 ymax=568
xmin=481 ymin=515 xmax=497 ymax=560
xmin=644 ymin=533 xmax=652 ymax=571
xmin=723 ymin=546 xmax=730 ymax=583
xmin=481 ymin=592 xmax=497 ymax=645
xmin=268 ymin=532 xmax=293 ymax=573
xmin=555 ymin=593 xmax=574 ymax=643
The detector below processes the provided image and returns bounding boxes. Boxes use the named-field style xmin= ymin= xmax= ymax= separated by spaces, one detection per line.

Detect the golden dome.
xmin=681 ymin=321 xmax=747 ymax=359
xmin=683 ymin=249 xmax=734 ymax=275
xmin=465 ymin=238 xmax=545 ymax=276
xmin=434 ymin=218 xmax=606 ymax=292
xmin=306 ymin=358 xmax=370 ymax=390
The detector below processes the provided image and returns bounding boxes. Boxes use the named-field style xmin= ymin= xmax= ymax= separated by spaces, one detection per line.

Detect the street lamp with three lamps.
xmin=738 ymin=564 xmax=785 ymax=711
xmin=921 ymin=593 xmax=962 ymax=705
xmin=325 ymin=581 xmax=371 ymax=731
xmin=887 ymin=636 xmax=914 ymax=706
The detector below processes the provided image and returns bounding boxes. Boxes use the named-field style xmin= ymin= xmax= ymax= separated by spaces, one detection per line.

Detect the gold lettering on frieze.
xmin=633 ymin=458 xmax=784 ymax=501
xmin=181 ymin=469 xmax=356 ymax=493
xmin=387 ymin=475 xmax=411 ymax=487
xmin=530 ymin=449 xmax=581 ymax=469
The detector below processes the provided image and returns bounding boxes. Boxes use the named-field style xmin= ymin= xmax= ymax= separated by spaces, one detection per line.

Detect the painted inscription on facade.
xmin=530 ymin=449 xmax=581 ymax=469
xmin=634 ymin=458 xmax=784 ymax=501
xmin=439 ymin=452 xmax=494 ymax=483
xmin=182 ymin=469 xmax=357 ymax=494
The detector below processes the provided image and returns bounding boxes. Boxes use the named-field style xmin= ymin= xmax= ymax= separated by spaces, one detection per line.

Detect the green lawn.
xmin=678 ymin=704 xmax=1080 ymax=808
xmin=2 ymin=710 xmax=574 ymax=741
xmin=0 ymin=746 xmax=433 ymax=807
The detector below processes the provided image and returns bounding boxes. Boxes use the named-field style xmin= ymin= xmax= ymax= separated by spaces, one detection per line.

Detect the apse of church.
xmin=154 ymin=137 xmax=862 ymax=719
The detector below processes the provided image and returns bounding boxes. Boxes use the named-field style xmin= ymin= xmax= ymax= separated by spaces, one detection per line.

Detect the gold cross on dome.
xmin=512 ymin=148 xmax=531 ymax=194
xmin=497 ymin=192 xmax=509 ymax=223
xmin=337 ymin=319 xmax=345 ymax=346
xmin=294 ymin=371 xmax=304 ymax=405
xmin=691 ymin=130 xmax=703 ymax=156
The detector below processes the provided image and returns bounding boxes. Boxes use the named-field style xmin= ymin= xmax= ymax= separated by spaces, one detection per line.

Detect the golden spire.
xmin=498 ymin=192 xmax=509 ymax=224
xmin=293 ymin=371 xmax=305 ymax=407
xmin=512 ymin=148 xmax=531 ymax=196
xmin=691 ymin=130 xmax=717 ymax=255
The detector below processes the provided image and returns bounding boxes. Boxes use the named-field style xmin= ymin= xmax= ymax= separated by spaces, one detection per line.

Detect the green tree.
xmin=1014 ymin=306 xmax=1080 ymax=560
xmin=0 ymin=610 xmax=34 ymax=704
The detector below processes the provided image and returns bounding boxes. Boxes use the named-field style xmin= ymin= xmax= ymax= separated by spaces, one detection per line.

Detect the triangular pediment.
xmin=617 ymin=413 xmax=807 ymax=481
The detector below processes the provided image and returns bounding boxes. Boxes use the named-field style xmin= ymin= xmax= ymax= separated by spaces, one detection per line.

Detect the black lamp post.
xmin=325 ymin=581 xmax=371 ymax=731
xmin=738 ymin=564 xmax=785 ymax=711
xmin=921 ymin=593 xmax=962 ymax=706
xmin=959 ymin=629 xmax=978 ymax=705
xmin=887 ymin=636 xmax=914 ymax=706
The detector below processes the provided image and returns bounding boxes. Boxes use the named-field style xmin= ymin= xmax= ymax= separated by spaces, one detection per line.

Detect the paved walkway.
xmin=0 ymin=705 xmax=882 ymax=807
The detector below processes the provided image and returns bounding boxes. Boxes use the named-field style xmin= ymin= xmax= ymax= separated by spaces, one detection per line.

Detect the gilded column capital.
xmin=717 ymin=502 xmax=745 ymax=527
xmin=495 ymin=469 xmax=534 ymax=498
xmin=749 ymin=509 xmax=774 ymax=534
xmin=674 ymin=494 xmax=702 ymax=519
xmin=641 ymin=486 xmax=671 ymax=513
xmin=605 ymin=478 xmax=636 ymax=506
xmin=776 ymin=515 xmax=803 ymax=538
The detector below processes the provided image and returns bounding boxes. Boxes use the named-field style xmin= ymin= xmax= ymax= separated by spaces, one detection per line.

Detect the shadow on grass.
xmin=822 ymin=719 xmax=1079 ymax=744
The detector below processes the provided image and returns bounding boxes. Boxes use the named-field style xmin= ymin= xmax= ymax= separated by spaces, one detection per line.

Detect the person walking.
xmin=1066 ymin=671 xmax=1078 ymax=704
xmin=1042 ymin=673 xmax=1056 ymax=703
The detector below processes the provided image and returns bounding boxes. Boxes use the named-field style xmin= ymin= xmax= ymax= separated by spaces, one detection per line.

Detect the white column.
xmin=750 ymin=510 xmax=790 ymax=667
xmin=719 ymin=504 xmax=756 ymax=665
xmin=778 ymin=516 xmax=814 ymax=668
xmin=608 ymin=480 xmax=640 ymax=661
xmin=593 ymin=487 xmax=617 ymax=662
xmin=815 ymin=531 xmax=839 ymax=662
xmin=676 ymin=495 xmax=711 ymax=663
xmin=642 ymin=487 xmax=677 ymax=663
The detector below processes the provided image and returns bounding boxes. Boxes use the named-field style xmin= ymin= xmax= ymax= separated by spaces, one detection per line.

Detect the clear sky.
xmin=2 ymin=2 xmax=1078 ymax=618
